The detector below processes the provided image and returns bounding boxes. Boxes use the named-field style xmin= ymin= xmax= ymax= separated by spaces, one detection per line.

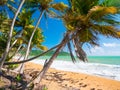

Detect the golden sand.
xmin=25 ymin=62 xmax=120 ymax=90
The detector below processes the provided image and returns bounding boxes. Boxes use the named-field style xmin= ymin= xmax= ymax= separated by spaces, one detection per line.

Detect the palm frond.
xmin=7 ymin=3 xmax=17 ymax=13
xmin=101 ymin=14 xmax=120 ymax=25
xmin=91 ymin=24 xmax=120 ymax=38
xmin=86 ymin=6 xmax=118 ymax=21
xmin=100 ymin=0 xmax=120 ymax=7
xmin=77 ymin=29 xmax=99 ymax=46
xmin=51 ymin=2 xmax=68 ymax=12
xmin=70 ymin=0 xmax=99 ymax=14
xmin=24 ymin=0 xmax=39 ymax=9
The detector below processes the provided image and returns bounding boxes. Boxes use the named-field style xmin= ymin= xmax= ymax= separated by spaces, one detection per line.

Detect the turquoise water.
xmin=38 ymin=55 xmax=120 ymax=65
xmin=88 ymin=56 xmax=120 ymax=65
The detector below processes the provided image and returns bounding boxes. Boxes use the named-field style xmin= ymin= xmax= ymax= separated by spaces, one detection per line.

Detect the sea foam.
xmin=31 ymin=59 xmax=120 ymax=81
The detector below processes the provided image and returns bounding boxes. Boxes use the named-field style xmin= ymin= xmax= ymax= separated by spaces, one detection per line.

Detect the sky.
xmin=6 ymin=0 xmax=120 ymax=56
xmin=84 ymin=37 xmax=120 ymax=56
xmin=33 ymin=0 xmax=120 ymax=56
xmin=40 ymin=17 xmax=120 ymax=56
xmin=40 ymin=17 xmax=66 ymax=48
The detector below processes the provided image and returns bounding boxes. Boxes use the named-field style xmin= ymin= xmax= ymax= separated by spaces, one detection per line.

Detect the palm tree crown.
xmin=62 ymin=0 xmax=120 ymax=62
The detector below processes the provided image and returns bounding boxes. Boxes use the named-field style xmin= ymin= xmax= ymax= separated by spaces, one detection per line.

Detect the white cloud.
xmin=86 ymin=44 xmax=120 ymax=56
xmin=90 ymin=46 xmax=104 ymax=53
xmin=103 ymin=43 xmax=120 ymax=47
xmin=105 ymin=51 xmax=120 ymax=55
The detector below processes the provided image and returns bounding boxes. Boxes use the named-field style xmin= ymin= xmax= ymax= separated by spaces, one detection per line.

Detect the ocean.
xmin=29 ymin=55 xmax=120 ymax=81
xmin=39 ymin=56 xmax=120 ymax=65
xmin=88 ymin=56 xmax=120 ymax=65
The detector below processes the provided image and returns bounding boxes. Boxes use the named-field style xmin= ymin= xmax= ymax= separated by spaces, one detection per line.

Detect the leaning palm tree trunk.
xmin=0 ymin=0 xmax=25 ymax=71
xmin=9 ymin=44 xmax=23 ymax=60
xmin=9 ymin=39 xmax=18 ymax=51
xmin=72 ymin=37 xmax=88 ymax=62
xmin=67 ymin=41 xmax=76 ymax=63
xmin=4 ymin=44 xmax=59 ymax=65
xmin=32 ymin=33 xmax=69 ymax=85
xmin=19 ymin=10 xmax=45 ymax=74
xmin=9 ymin=28 xmax=24 ymax=51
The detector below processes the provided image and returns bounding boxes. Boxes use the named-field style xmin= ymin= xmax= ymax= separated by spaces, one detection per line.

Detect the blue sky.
xmin=40 ymin=17 xmax=66 ymax=48
xmin=1 ymin=0 xmax=120 ymax=56
xmin=34 ymin=0 xmax=120 ymax=56
xmin=40 ymin=18 xmax=120 ymax=56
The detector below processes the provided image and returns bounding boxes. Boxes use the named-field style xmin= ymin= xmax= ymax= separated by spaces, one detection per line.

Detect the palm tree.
xmin=32 ymin=0 xmax=120 ymax=85
xmin=24 ymin=0 xmax=68 ymax=58
xmin=0 ymin=11 xmax=16 ymax=62
xmin=5 ymin=8 xmax=47 ymax=73
xmin=17 ymin=0 xmax=68 ymax=74
xmin=0 ymin=9 xmax=35 ymax=63
xmin=0 ymin=0 xmax=17 ymax=18
xmin=63 ymin=0 xmax=120 ymax=61
xmin=0 ymin=0 xmax=67 ymax=73
xmin=0 ymin=0 xmax=25 ymax=71
xmin=1 ymin=0 xmax=120 ymax=88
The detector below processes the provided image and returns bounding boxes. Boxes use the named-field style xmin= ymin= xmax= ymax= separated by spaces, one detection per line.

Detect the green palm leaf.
xmin=91 ymin=24 xmax=120 ymax=38
xmin=86 ymin=6 xmax=118 ymax=21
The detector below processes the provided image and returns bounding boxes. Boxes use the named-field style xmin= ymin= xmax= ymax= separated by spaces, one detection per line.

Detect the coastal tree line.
xmin=0 ymin=0 xmax=120 ymax=89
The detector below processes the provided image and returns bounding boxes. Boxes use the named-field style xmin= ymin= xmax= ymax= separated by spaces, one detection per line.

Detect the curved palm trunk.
xmin=9 ymin=28 xmax=24 ymax=51
xmin=0 ymin=0 xmax=25 ymax=71
xmin=32 ymin=33 xmax=69 ymax=85
xmin=33 ymin=45 xmax=64 ymax=85
xmin=67 ymin=41 xmax=76 ymax=63
xmin=4 ymin=44 xmax=59 ymax=65
xmin=9 ymin=44 xmax=23 ymax=60
xmin=19 ymin=10 xmax=45 ymax=74
xmin=9 ymin=39 xmax=18 ymax=50
xmin=72 ymin=37 xmax=88 ymax=62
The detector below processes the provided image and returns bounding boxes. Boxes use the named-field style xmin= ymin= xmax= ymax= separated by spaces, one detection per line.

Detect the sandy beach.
xmin=25 ymin=62 xmax=120 ymax=90
xmin=30 ymin=59 xmax=120 ymax=81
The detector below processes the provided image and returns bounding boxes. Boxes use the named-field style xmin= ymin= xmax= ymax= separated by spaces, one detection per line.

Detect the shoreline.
xmin=25 ymin=62 xmax=120 ymax=90
xmin=30 ymin=59 xmax=120 ymax=81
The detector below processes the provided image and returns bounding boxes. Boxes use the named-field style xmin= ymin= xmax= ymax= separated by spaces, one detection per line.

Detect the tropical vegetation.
xmin=0 ymin=0 xmax=120 ymax=89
